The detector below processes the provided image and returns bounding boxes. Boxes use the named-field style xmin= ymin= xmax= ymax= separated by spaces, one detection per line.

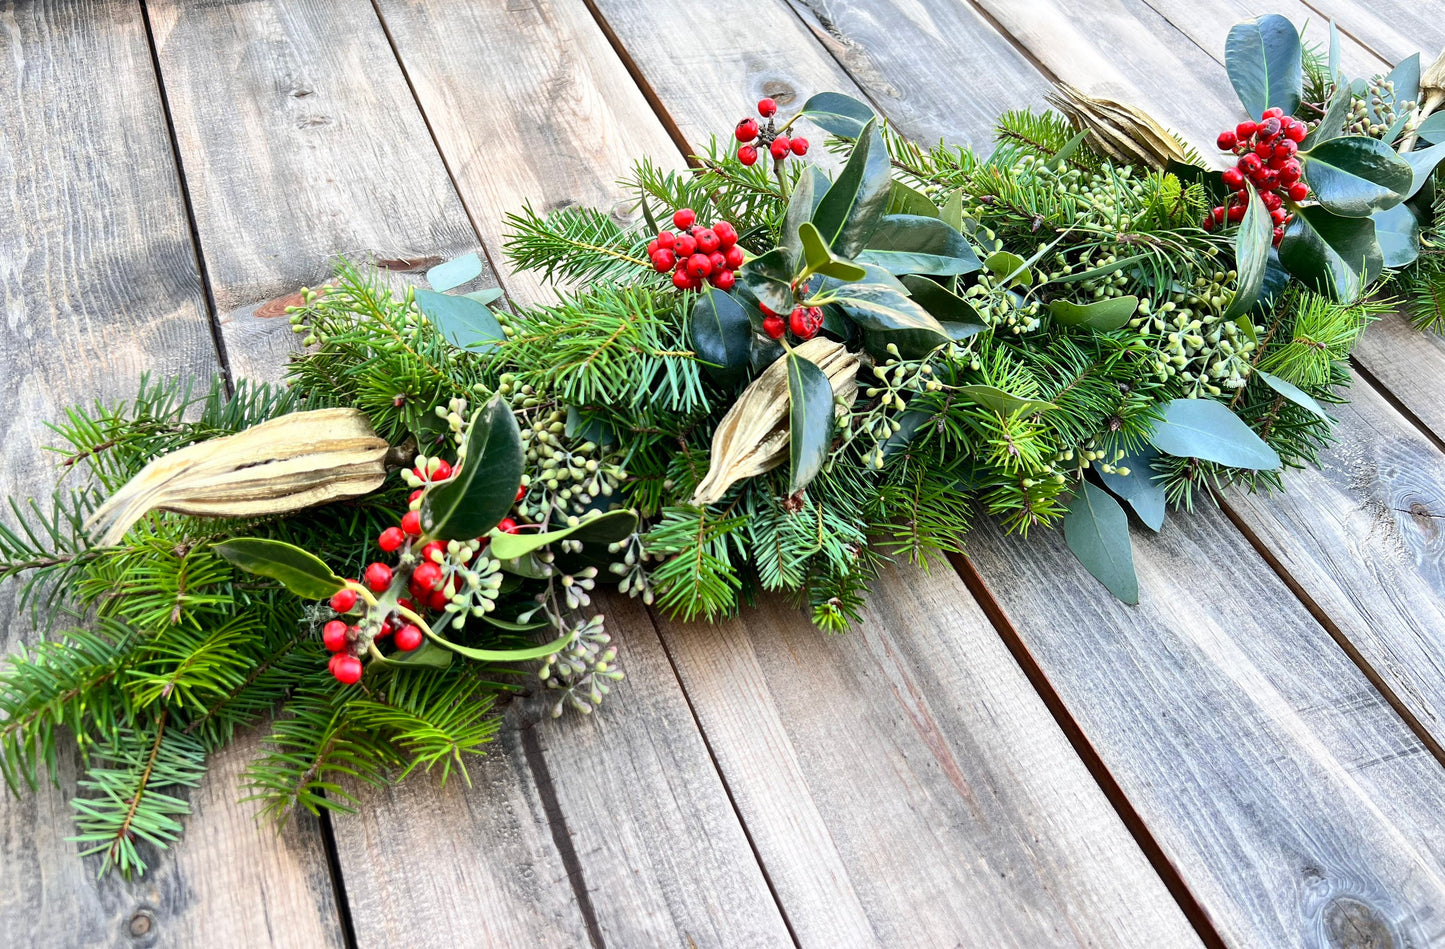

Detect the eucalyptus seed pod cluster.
xmin=963 ymin=271 xmax=1044 ymax=335
xmin=1127 ymin=270 xmax=1257 ymax=396
xmin=538 ymin=614 xmax=621 ymax=717
xmin=505 ymin=406 xmax=629 ymax=522
xmin=854 ymin=348 xmax=943 ymax=469
xmin=1347 ymin=75 xmax=1417 ymax=139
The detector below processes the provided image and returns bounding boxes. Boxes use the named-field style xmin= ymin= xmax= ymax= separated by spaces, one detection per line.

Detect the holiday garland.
xmin=2 ymin=13 xmax=1442 ymax=877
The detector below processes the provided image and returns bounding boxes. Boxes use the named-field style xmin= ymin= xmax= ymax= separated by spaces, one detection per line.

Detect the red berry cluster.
xmin=734 ymin=98 xmax=808 ymax=167
xmin=762 ymin=304 xmax=824 ymax=342
xmin=1206 ymin=107 xmax=1310 ymax=246
xmin=648 ymin=208 xmax=745 ymax=292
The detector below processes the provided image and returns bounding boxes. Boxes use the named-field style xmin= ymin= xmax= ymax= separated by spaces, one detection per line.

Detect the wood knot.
xmin=1322 ymin=897 xmax=1393 ymax=949
xmin=759 ymin=80 xmax=797 ymax=105
xmin=128 ymin=910 xmax=153 ymax=938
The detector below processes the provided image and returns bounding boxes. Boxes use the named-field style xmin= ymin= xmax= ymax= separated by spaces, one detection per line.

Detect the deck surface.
xmin=3 ymin=1 xmax=1445 ymax=947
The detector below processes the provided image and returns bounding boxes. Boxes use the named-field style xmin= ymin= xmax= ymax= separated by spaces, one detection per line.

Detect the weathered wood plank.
xmin=1297 ymin=0 xmax=1445 ymax=66
xmin=0 ymin=2 xmax=344 ymax=947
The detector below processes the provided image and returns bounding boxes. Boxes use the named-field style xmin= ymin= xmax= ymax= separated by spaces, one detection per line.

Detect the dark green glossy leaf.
xmin=1255 ymin=369 xmax=1330 ymax=419
xmin=798 ymin=221 xmax=868 ymax=281
xmin=415 ymin=288 xmax=504 ymax=353
xmin=887 ymin=180 xmax=938 ymax=217
xmin=1224 ymin=185 xmax=1272 ymax=318
xmin=1147 ymin=398 xmax=1281 ymax=469
xmin=782 ymin=165 xmax=831 ymax=269
xmin=1301 ymin=82 xmax=1352 ymax=150
xmin=1278 ymin=204 xmax=1383 ymax=299
xmin=1401 ymin=141 xmax=1445 ymax=200
xmin=1250 ymin=249 xmax=1292 ymax=316
xmin=900 ymin=275 xmax=985 ymax=335
xmin=813 ymin=118 xmax=891 ymax=258
xmin=489 ymin=509 xmax=638 ymax=560
xmin=738 ymin=247 xmax=795 ymax=315
xmin=956 ymin=385 xmax=1054 ymax=416
xmin=858 ymin=215 xmax=980 ymax=276
xmin=1049 ymin=295 xmax=1138 ymax=331
xmin=1371 ymin=202 xmax=1422 ymax=269
xmin=1300 ymin=136 xmax=1413 ymax=216
xmin=881 ymin=408 xmax=932 ymax=460
xmin=565 ymin=406 xmax=618 ymax=447
xmin=787 ymin=352 xmax=835 ymax=494
xmin=797 ymin=91 xmax=876 ymax=139
xmin=1225 ymin=14 xmax=1302 ymax=118
xmin=1166 ymin=160 xmax=1229 ymax=204
xmin=1097 ymin=447 xmax=1165 ymax=531
xmin=1064 ymin=481 xmax=1138 ymax=604
xmin=821 ymin=282 xmax=950 ymax=358
xmin=691 ymin=286 xmax=752 ymax=385
xmin=214 ymin=538 xmax=344 ymax=600
xmin=421 ymin=398 xmax=524 ymax=540
xmin=427 ymin=252 xmax=484 ymax=292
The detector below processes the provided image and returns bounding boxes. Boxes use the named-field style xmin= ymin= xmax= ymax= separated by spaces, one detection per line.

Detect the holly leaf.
xmin=690 ymin=286 xmax=752 ymax=386
xmin=956 ymin=385 xmax=1054 ymax=417
xmin=1098 ymin=446 xmax=1166 ymax=531
xmin=426 ymin=252 xmax=484 ymax=292
xmin=1278 ymin=204 xmax=1383 ymax=299
xmin=787 ymin=352 xmax=835 ymax=494
xmin=1147 ymin=398 xmax=1281 ymax=469
xmin=813 ymin=118 xmax=891 ymax=258
xmin=881 ymin=408 xmax=933 ymax=460
xmin=1064 ymin=481 xmax=1138 ymax=605
xmin=798 ymin=221 xmax=868 ymax=281
xmin=1254 ymin=369 xmax=1330 ymax=419
xmin=1050 ymin=296 xmax=1138 ymax=331
xmin=1300 ymin=136 xmax=1413 ymax=216
xmin=858 ymin=214 xmax=980 ymax=276
xmin=738 ymin=247 xmax=795 ymax=315
xmin=796 ymin=91 xmax=876 ymax=139
xmin=489 ymin=509 xmax=638 ymax=560
xmin=415 ymin=288 xmax=504 ymax=353
xmin=1301 ymin=82 xmax=1352 ymax=150
xmin=1372 ymin=202 xmax=1422 ymax=269
xmin=421 ymin=398 xmax=524 ymax=540
xmin=1224 ymin=185 xmax=1273 ymax=318
xmin=214 ymin=538 xmax=344 ymax=600
xmin=822 ymin=282 xmax=951 ymax=358
xmin=782 ymin=166 xmax=832 ymax=269
xmin=1224 ymin=14 xmax=1302 ymax=119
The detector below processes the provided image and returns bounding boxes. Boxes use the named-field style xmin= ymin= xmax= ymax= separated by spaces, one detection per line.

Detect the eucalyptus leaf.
xmin=464 ymin=287 xmax=506 ymax=306
xmin=1224 ymin=186 xmax=1272 ymax=318
xmin=214 ymin=538 xmax=345 ymax=600
xmin=1416 ymin=112 xmax=1445 ymax=145
xmin=984 ymin=250 xmax=1033 ymax=287
xmin=1224 ymin=14 xmax=1302 ymax=119
xmin=1328 ymin=19 xmax=1341 ymax=81
xmin=1278 ymin=204 xmax=1383 ymax=299
xmin=691 ymin=286 xmax=752 ymax=385
xmin=415 ymin=288 xmax=505 ymax=353
xmin=787 ymin=352 xmax=836 ymax=494
xmin=1049 ymin=295 xmax=1138 ymax=331
xmin=1255 ymin=369 xmax=1330 ymax=419
xmin=421 ymin=398 xmax=524 ymax=540
xmin=858 ymin=215 xmax=980 ymax=276
xmin=1401 ymin=141 xmax=1445 ymax=201
xmin=1097 ymin=446 xmax=1166 ymax=531
xmin=887 ymin=180 xmax=939 ymax=217
xmin=1300 ymin=136 xmax=1413 ymax=216
xmin=1063 ymin=481 xmax=1138 ymax=605
xmin=426 ymin=252 xmax=484 ymax=292
xmin=797 ymin=91 xmax=876 ymax=139
xmin=1380 ymin=54 xmax=1420 ymax=120
xmin=489 ymin=509 xmax=639 ymax=560
xmin=1147 ymin=398 xmax=1281 ymax=469
xmin=1372 ymin=202 xmax=1422 ymax=269
xmin=956 ymin=385 xmax=1054 ymax=417
xmin=813 ymin=118 xmax=891 ymax=258
xmin=798 ymin=221 xmax=868 ymax=281
xmin=821 ymin=282 xmax=951 ymax=358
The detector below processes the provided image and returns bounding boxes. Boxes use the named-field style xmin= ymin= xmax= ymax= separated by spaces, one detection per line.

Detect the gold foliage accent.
xmin=1046 ymin=83 xmax=1192 ymax=170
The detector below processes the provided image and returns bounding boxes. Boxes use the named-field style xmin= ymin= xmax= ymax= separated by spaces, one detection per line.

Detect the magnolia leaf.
xmin=214 ymin=538 xmax=345 ymax=600
xmin=900 ymin=275 xmax=986 ymax=335
xmin=415 ymin=288 xmax=504 ymax=353
xmin=858 ymin=214 xmax=980 ymax=276
xmin=787 ymin=352 xmax=835 ymax=494
xmin=813 ymin=118 xmax=891 ymax=258
xmin=798 ymin=221 xmax=868 ymax=281
xmin=1401 ymin=141 xmax=1445 ymax=200
xmin=489 ymin=509 xmax=638 ymax=560
xmin=1255 ymin=369 xmax=1330 ymax=419
xmin=782 ymin=166 xmax=831 ymax=269
xmin=797 ymin=91 xmax=876 ymax=139
xmin=1064 ymin=481 xmax=1138 ymax=604
xmin=738 ymin=247 xmax=795 ymax=315
xmin=1147 ymin=398 xmax=1281 ymax=469
xmin=983 ymin=250 xmax=1033 ymax=287
xmin=421 ymin=398 xmax=524 ymax=540
xmin=1225 ymin=14 xmax=1302 ymax=119
xmin=690 ymin=286 xmax=752 ymax=385
xmin=1372 ymin=202 xmax=1423 ymax=269
xmin=1278 ymin=205 xmax=1383 ymax=299
xmin=1224 ymin=185 xmax=1273 ymax=318
xmin=1300 ymin=136 xmax=1413 ymax=216
xmin=426 ymin=252 xmax=484 ymax=292
xmin=1050 ymin=295 xmax=1138 ymax=331
xmin=823 ymin=282 xmax=951 ymax=358
xmin=887 ymin=180 xmax=938 ymax=217
xmin=1301 ymin=82 xmax=1352 ymax=150
xmin=957 ymin=385 xmax=1054 ymax=416
xmin=1097 ymin=446 xmax=1166 ymax=531
xmin=369 ymin=640 xmax=454 ymax=669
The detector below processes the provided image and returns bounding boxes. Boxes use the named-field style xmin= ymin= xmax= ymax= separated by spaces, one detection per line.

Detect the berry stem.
xmin=772 ymin=156 xmax=791 ymax=200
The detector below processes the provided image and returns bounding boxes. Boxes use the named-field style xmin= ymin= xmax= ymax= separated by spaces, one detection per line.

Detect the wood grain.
xmin=1297 ymin=0 xmax=1445 ymax=66
xmin=0 ymin=2 xmax=343 ymax=946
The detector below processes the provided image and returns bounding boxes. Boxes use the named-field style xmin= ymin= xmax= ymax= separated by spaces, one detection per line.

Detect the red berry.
xmin=1273 ymin=139 xmax=1296 ymax=160
xmin=687 ymin=253 xmax=713 ymax=278
xmin=1278 ymin=159 xmax=1302 ymax=184
xmin=723 ymin=244 xmax=745 ymax=269
xmin=1236 ymin=121 xmax=1258 ymax=139
xmin=673 ymin=208 xmax=696 ymax=230
xmin=1262 ymin=191 xmax=1283 ymax=210
xmin=1270 ymin=207 xmax=1287 ymax=225
xmin=1287 ymin=181 xmax=1309 ymax=201
xmin=322 ymin=620 xmax=349 ymax=652
xmin=422 ymin=459 xmax=452 ymax=481
xmin=1222 ymin=168 xmax=1244 ymax=189
xmin=515 ymin=483 xmax=526 ymax=502
xmin=401 ymin=509 xmax=422 ymax=536
xmin=498 ymin=517 xmax=519 ymax=534
xmin=1227 ymin=204 xmax=1246 ymax=222
xmin=364 ymin=562 xmax=393 ymax=593
xmin=708 ymin=251 xmax=727 ymax=274
xmin=1255 ymin=139 xmax=1273 ymax=158
xmin=1240 ymin=153 xmax=1263 ymax=175
xmin=651 ymin=249 xmax=676 ymax=273
xmin=647 ymin=238 xmax=659 ymax=256
xmin=1285 ymin=122 xmax=1307 ymax=143
xmin=760 ymin=303 xmax=779 ymax=318
xmin=409 ymin=488 xmax=424 ymax=505
xmin=412 ymin=560 xmax=443 ymax=591
xmin=1217 ymin=130 xmax=1237 ymax=150
xmin=1260 ymin=117 xmax=1281 ymax=139
xmin=377 ymin=616 xmax=395 ymax=638
xmin=712 ymin=221 xmax=738 ymax=247
xmin=757 ymin=97 xmax=777 ymax=117
xmin=710 ymin=269 xmax=736 ymax=291
xmin=398 ymin=597 xmax=418 ymax=613
xmin=1213 ymin=206 xmax=1227 ymax=224
xmin=1202 ymin=214 xmax=1216 ymax=232
xmin=329 ymin=588 xmax=357 ymax=613
xmin=1260 ymin=170 xmax=1279 ymax=190
xmin=735 ymin=117 xmax=759 ymax=142
xmin=674 ymin=233 xmax=697 ymax=257
xmin=673 ymin=269 xmax=698 ymax=291
xmin=695 ymin=229 xmax=721 ymax=254
xmin=656 ymin=231 xmax=675 ymax=249
xmin=421 ymin=540 xmax=445 ymax=563
xmin=426 ymin=588 xmax=450 ymax=612
xmin=378 ymin=527 xmax=406 ymax=553
xmin=769 ymin=137 xmax=791 ymax=160
xmin=1272 ymin=226 xmax=1285 ymax=247
xmin=762 ymin=314 xmax=786 ymax=340
xmin=789 ymin=306 xmax=821 ymax=340
xmin=738 ymin=145 xmax=758 ymax=166
xmin=790 ymin=137 xmax=809 ymax=156
xmin=1262 ymin=107 xmax=1283 ymax=119
xmin=394 ymin=624 xmax=423 ymax=652
xmin=329 ymin=653 xmax=363 ymax=685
